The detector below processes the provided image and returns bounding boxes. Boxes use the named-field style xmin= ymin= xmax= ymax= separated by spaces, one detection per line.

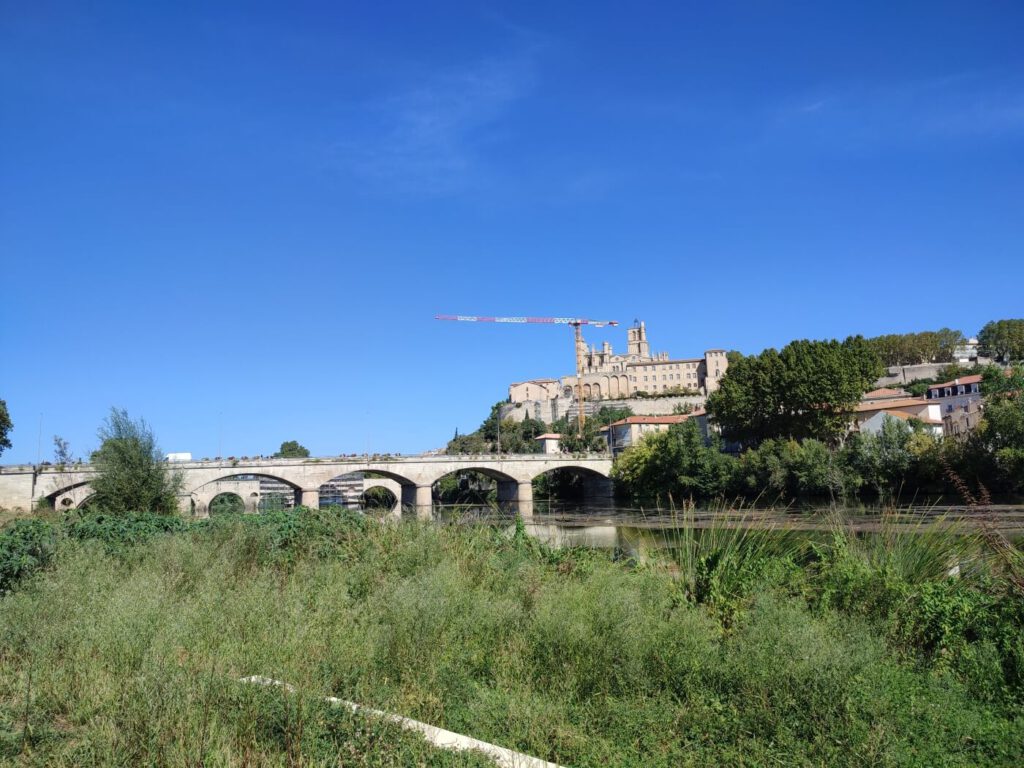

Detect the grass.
xmin=0 ymin=507 xmax=1022 ymax=766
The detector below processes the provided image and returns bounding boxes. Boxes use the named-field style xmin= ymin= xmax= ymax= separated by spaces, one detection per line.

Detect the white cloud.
xmin=335 ymin=54 xmax=536 ymax=195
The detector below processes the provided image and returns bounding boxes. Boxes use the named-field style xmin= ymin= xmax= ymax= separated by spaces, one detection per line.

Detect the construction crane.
xmin=435 ymin=315 xmax=620 ymax=439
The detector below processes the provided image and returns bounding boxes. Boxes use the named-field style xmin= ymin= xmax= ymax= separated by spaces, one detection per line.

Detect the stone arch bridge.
xmin=0 ymin=454 xmax=614 ymax=518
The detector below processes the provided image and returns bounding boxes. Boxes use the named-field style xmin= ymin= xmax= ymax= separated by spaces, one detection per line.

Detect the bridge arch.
xmin=190 ymin=473 xmax=302 ymax=517
xmin=529 ymin=464 xmax=614 ymax=508
xmin=47 ymin=481 xmax=94 ymax=510
xmin=315 ymin=469 xmax=416 ymax=509
xmin=428 ymin=465 xmax=531 ymax=512
xmin=361 ymin=480 xmax=400 ymax=514
xmin=209 ymin=492 xmax=245 ymax=515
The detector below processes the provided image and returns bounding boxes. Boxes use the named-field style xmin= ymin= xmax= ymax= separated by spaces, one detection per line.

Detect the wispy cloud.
xmin=772 ymin=72 xmax=1024 ymax=148
xmin=335 ymin=54 xmax=536 ymax=195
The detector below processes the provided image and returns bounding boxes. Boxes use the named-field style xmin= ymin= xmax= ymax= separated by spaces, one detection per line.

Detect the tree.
xmin=978 ymin=319 xmax=1024 ymax=363
xmin=707 ymin=336 xmax=883 ymax=446
xmin=845 ymin=416 xmax=914 ymax=498
xmin=612 ymin=420 xmax=733 ymax=503
xmin=591 ymin=405 xmax=633 ymax=427
xmin=974 ymin=365 xmax=1024 ymax=491
xmin=865 ymin=328 xmax=965 ymax=367
xmin=274 ymin=440 xmax=310 ymax=458
xmin=0 ymin=399 xmax=11 ymax=457
xmin=89 ymin=408 xmax=183 ymax=514
xmin=447 ymin=401 xmax=551 ymax=454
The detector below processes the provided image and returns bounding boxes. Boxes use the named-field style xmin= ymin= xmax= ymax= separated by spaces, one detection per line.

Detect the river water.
xmin=417 ymin=502 xmax=1024 ymax=554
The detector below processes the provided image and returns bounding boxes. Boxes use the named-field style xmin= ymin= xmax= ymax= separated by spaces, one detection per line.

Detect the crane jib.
xmin=435 ymin=315 xmax=618 ymax=326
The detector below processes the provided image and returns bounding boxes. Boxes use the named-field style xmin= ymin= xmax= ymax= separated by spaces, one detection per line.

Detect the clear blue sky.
xmin=2 ymin=1 xmax=1022 ymax=463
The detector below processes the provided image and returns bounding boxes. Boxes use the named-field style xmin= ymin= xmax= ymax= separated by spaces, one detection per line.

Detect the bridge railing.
xmin=4 ymin=452 xmax=613 ymax=475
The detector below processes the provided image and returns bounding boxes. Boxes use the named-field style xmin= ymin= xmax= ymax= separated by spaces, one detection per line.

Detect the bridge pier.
xmin=300 ymin=488 xmax=320 ymax=509
xmin=497 ymin=480 xmax=535 ymax=518
xmin=517 ymin=480 xmax=534 ymax=519
xmin=401 ymin=484 xmax=433 ymax=519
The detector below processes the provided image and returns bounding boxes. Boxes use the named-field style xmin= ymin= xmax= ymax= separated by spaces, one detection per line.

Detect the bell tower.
xmin=627 ymin=320 xmax=650 ymax=358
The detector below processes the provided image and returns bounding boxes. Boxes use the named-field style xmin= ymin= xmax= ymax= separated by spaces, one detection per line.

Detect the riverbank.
xmin=1 ymin=508 xmax=1022 ymax=765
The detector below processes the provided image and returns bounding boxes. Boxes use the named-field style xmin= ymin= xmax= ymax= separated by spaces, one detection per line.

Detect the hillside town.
xmin=493 ymin=320 xmax=1003 ymax=458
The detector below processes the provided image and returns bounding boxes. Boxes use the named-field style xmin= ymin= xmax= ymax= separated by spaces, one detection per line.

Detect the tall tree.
xmin=708 ymin=336 xmax=883 ymax=446
xmin=866 ymin=328 xmax=965 ymax=366
xmin=978 ymin=319 xmax=1024 ymax=363
xmin=0 ymin=399 xmax=11 ymax=457
xmin=960 ymin=365 xmax=1024 ymax=493
xmin=274 ymin=440 xmax=310 ymax=458
xmin=90 ymin=408 xmax=183 ymax=514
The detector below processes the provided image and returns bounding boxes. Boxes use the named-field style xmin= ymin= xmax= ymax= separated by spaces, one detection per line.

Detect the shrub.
xmin=89 ymin=408 xmax=183 ymax=514
xmin=65 ymin=510 xmax=188 ymax=551
xmin=0 ymin=518 xmax=58 ymax=593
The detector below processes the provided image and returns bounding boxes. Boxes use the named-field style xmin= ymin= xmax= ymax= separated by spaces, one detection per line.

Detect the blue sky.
xmin=2 ymin=1 xmax=1022 ymax=463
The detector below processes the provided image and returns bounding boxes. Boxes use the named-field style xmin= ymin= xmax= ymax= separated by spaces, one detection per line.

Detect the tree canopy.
xmin=974 ymin=364 xmax=1024 ymax=485
xmin=978 ymin=319 xmax=1024 ymax=363
xmin=865 ymin=328 xmax=964 ymax=367
xmin=707 ymin=336 xmax=883 ymax=446
xmin=612 ymin=420 xmax=733 ymax=504
xmin=0 ymin=399 xmax=11 ymax=458
xmin=90 ymin=408 xmax=183 ymax=514
xmin=448 ymin=402 xmax=548 ymax=454
xmin=274 ymin=440 xmax=310 ymax=458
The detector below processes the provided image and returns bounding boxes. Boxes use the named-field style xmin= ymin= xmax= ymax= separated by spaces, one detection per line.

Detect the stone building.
xmin=508 ymin=321 xmax=728 ymax=404
xmin=925 ymin=374 xmax=983 ymax=415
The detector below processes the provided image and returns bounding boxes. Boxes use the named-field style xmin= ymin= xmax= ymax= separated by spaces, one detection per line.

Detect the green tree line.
xmin=616 ymin=364 xmax=1024 ymax=505
xmin=446 ymin=402 xmax=632 ymax=455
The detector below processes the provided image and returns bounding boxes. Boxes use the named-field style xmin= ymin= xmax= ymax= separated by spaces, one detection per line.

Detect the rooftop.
xmin=600 ymin=410 xmax=706 ymax=429
xmin=863 ymin=387 xmax=909 ymax=400
xmin=875 ymin=410 xmax=942 ymax=426
xmin=854 ymin=398 xmax=930 ymax=413
xmin=929 ymin=374 xmax=983 ymax=390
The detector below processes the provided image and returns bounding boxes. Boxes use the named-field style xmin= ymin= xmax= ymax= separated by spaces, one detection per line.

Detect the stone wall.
xmin=500 ymin=394 xmax=706 ymax=424
xmin=874 ymin=358 xmax=994 ymax=387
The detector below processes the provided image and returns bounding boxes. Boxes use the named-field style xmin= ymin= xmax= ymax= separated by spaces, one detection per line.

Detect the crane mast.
xmin=435 ymin=315 xmax=620 ymax=440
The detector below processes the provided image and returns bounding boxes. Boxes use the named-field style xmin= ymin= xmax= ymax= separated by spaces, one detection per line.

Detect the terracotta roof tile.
xmin=604 ymin=411 xmax=706 ymax=428
xmin=929 ymin=374 xmax=983 ymax=390
xmin=854 ymin=398 xmax=931 ymax=413
xmin=863 ymin=387 xmax=909 ymax=399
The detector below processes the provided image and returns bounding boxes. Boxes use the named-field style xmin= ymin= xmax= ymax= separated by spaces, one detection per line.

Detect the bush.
xmin=89 ymin=407 xmax=183 ymax=515
xmin=0 ymin=518 xmax=57 ymax=593
xmin=66 ymin=510 xmax=188 ymax=551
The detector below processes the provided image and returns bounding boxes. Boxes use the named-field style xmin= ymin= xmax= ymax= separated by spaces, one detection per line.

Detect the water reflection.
xmin=424 ymin=501 xmax=1024 ymax=541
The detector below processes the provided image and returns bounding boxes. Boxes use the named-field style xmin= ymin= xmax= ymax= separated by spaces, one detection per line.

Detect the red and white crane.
xmin=435 ymin=315 xmax=620 ymax=437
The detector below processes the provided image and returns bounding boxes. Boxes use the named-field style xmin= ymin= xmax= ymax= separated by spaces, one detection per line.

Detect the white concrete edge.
xmin=239 ymin=676 xmax=566 ymax=768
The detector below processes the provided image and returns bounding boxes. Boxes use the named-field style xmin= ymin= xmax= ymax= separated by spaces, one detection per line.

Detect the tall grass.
xmin=0 ymin=508 xmax=1022 ymax=766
